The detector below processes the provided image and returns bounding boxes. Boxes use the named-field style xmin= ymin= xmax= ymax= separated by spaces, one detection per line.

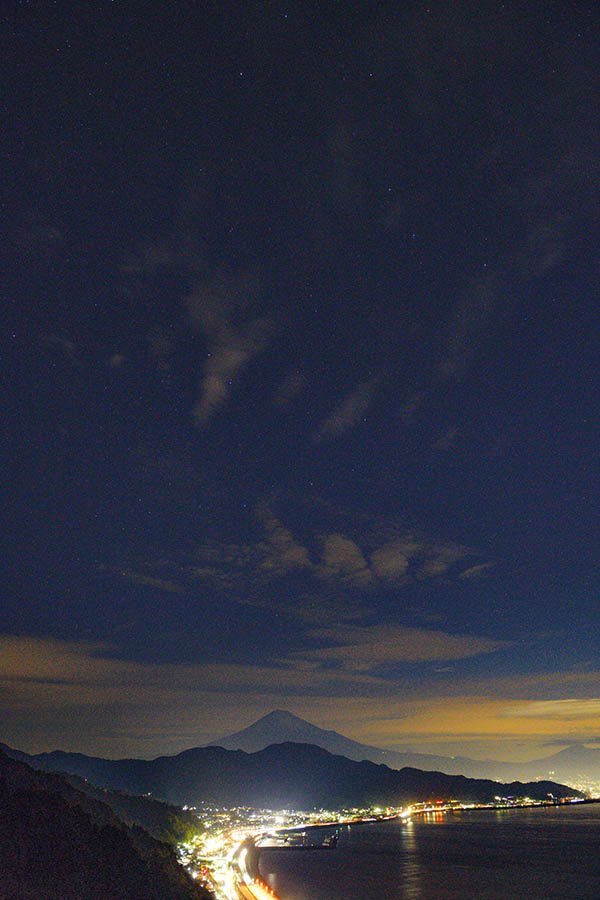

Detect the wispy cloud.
xmin=294 ymin=623 xmax=509 ymax=671
xmin=101 ymin=567 xmax=185 ymax=594
xmin=0 ymin=635 xmax=387 ymax=705
xmin=0 ymin=630 xmax=506 ymax=755
xmin=0 ymin=634 xmax=389 ymax=754
xmin=255 ymin=504 xmax=312 ymax=575
xmin=188 ymin=501 xmax=482 ymax=609
xmin=416 ymin=543 xmax=472 ymax=580
xmin=501 ymin=699 xmax=600 ymax=720
xmin=510 ymin=153 xmax=596 ymax=280
xmin=318 ymin=533 xmax=372 ymax=587
xmin=291 ymin=593 xmax=369 ymax=627
xmin=273 ymin=369 xmax=306 ymax=407
xmin=316 ymin=378 xmax=378 ymax=441
xmin=39 ymin=332 xmax=82 ymax=370
xmin=439 ymin=274 xmax=501 ymax=380
xmin=3 ymin=634 xmax=599 ymax=759
xmin=186 ymin=270 xmax=273 ymax=426
xmin=103 ymin=499 xmax=488 ymax=635
xmin=459 ymin=562 xmax=496 ymax=580
xmin=370 ymin=538 xmax=419 ymax=582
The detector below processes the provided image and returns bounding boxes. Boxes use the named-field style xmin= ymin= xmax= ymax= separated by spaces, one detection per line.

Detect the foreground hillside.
xmin=1 ymin=742 xmax=203 ymax=844
xmin=0 ymin=752 xmax=208 ymax=900
xmin=1 ymin=740 xmax=582 ymax=810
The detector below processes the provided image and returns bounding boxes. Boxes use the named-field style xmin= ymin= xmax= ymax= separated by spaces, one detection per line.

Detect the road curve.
xmin=230 ymin=836 xmax=280 ymax=900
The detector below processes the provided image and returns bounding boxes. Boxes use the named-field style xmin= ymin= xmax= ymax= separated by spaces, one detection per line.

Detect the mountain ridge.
xmin=208 ymin=710 xmax=600 ymax=787
xmin=0 ymin=738 xmax=582 ymax=810
xmin=4 ymin=709 xmax=598 ymax=795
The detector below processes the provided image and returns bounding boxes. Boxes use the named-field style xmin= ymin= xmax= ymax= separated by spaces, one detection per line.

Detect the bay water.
xmin=259 ymin=803 xmax=600 ymax=899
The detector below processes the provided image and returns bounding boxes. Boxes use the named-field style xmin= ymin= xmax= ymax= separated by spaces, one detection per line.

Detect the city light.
xmin=174 ymin=793 xmax=585 ymax=898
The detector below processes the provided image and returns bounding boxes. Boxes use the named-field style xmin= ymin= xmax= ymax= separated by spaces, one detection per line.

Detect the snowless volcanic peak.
xmin=209 ymin=710 xmax=345 ymax=752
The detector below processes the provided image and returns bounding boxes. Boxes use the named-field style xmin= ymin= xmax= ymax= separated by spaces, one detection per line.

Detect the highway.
xmin=228 ymin=822 xmax=343 ymax=899
xmin=230 ymin=837 xmax=281 ymax=900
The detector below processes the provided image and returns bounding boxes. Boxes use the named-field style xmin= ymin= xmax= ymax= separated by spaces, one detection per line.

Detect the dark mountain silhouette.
xmin=1 ymin=742 xmax=201 ymax=844
xmin=209 ymin=709 xmax=490 ymax=772
xmin=0 ymin=740 xmax=581 ymax=810
xmin=512 ymin=743 xmax=600 ymax=786
xmin=0 ymin=751 xmax=209 ymax=900
xmin=209 ymin=710 xmax=600 ymax=786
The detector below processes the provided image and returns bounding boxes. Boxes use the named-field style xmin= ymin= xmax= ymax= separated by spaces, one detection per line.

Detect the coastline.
xmin=224 ymin=797 xmax=598 ymax=899
xmin=256 ymin=801 xmax=600 ymax=900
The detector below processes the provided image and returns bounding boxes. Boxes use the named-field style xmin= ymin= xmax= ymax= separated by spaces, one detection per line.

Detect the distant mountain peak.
xmin=210 ymin=709 xmax=339 ymax=753
xmin=209 ymin=709 xmax=380 ymax=757
xmin=206 ymin=712 xmax=600 ymax=789
xmin=259 ymin=709 xmax=306 ymax=723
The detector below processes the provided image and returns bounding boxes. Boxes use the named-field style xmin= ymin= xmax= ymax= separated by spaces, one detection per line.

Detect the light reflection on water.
xmin=259 ymin=804 xmax=600 ymax=900
xmin=400 ymin=817 xmax=422 ymax=899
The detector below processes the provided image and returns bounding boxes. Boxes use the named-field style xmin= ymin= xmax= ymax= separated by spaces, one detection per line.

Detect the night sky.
xmin=3 ymin=1 xmax=599 ymax=760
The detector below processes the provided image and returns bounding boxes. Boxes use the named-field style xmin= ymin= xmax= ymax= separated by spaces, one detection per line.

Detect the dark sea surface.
xmin=259 ymin=803 xmax=600 ymax=899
